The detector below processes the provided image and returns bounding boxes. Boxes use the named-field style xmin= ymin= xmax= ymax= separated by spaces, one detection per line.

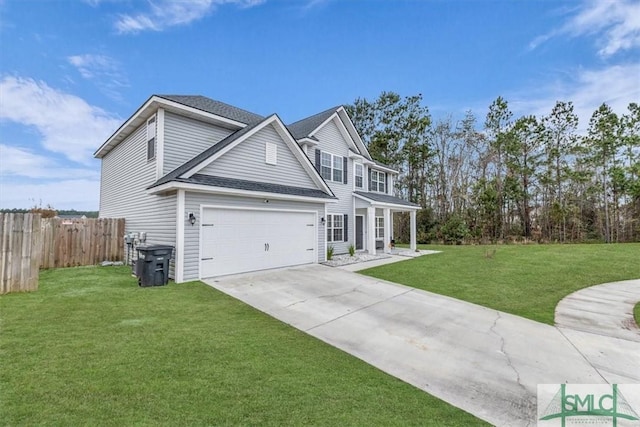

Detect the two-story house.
xmin=95 ymin=95 xmax=417 ymax=283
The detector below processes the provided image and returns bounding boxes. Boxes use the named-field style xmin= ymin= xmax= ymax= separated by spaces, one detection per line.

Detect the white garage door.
xmin=200 ymin=207 xmax=316 ymax=278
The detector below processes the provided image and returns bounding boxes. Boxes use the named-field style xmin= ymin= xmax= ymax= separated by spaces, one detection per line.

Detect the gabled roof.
xmin=287 ymin=106 xmax=341 ymax=140
xmin=95 ymin=94 xmax=263 ymax=158
xmin=157 ymin=95 xmax=263 ymax=125
xmin=148 ymin=113 xmax=335 ymax=199
xmin=149 ymin=116 xmax=266 ymax=189
xmin=354 ymin=191 xmax=419 ymax=208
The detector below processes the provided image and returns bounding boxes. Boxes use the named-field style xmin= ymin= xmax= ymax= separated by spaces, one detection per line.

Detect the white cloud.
xmin=0 ymin=75 xmax=121 ymax=164
xmin=0 ymin=178 xmax=100 ymax=211
xmin=67 ymin=54 xmax=129 ymax=101
xmin=508 ymin=63 xmax=640 ymax=131
xmin=531 ymin=0 xmax=640 ymax=57
xmin=114 ymin=0 xmax=265 ymax=34
xmin=0 ymin=144 xmax=100 ymax=180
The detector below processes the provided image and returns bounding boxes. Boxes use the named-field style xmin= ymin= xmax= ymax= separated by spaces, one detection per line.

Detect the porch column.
xmin=367 ymin=206 xmax=376 ymax=254
xmin=383 ymin=208 xmax=391 ymax=254
xmin=410 ymin=209 xmax=417 ymax=251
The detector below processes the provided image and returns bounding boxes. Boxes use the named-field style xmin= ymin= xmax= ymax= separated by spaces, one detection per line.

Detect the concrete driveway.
xmin=204 ymin=265 xmax=639 ymax=427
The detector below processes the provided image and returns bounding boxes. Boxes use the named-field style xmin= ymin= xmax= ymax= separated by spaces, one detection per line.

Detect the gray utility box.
xmin=135 ymin=245 xmax=174 ymax=287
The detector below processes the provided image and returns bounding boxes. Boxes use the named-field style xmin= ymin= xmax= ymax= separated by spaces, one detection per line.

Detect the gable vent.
xmin=265 ymin=142 xmax=277 ymax=165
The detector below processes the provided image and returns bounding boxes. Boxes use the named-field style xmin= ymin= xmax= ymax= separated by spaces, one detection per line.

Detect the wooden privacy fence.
xmin=40 ymin=217 xmax=125 ymax=269
xmin=1 ymin=213 xmax=42 ymax=294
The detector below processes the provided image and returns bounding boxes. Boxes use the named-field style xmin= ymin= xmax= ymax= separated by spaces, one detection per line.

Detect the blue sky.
xmin=1 ymin=0 xmax=638 ymax=210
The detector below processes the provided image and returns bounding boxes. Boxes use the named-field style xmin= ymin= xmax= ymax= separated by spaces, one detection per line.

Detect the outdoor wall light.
xmin=320 ymin=217 xmax=326 ymax=226
xmin=188 ymin=212 xmax=196 ymax=226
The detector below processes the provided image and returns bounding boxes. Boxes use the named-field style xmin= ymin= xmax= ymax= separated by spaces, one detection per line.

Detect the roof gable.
xmin=288 ymin=106 xmax=372 ymax=160
xmin=149 ymin=114 xmax=334 ymax=197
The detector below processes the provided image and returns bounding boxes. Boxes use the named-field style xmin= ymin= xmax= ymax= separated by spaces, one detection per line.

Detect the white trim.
xmin=198 ymin=205 xmax=319 ymax=280
xmin=323 ymin=204 xmax=328 ymax=261
xmin=148 ymin=181 xmax=337 ymax=204
xmin=353 ymin=162 xmax=364 ymax=191
xmin=155 ymin=108 xmax=165 ymax=180
xmin=94 ymin=95 xmax=246 ymax=158
xmin=353 ymin=193 xmax=419 ymax=211
xmin=326 ymin=213 xmax=345 ymax=243
xmin=370 ymin=163 xmax=398 ymax=174
xmin=336 ymin=106 xmax=372 ymax=160
xmin=297 ymin=137 xmax=318 ymax=146
xmin=175 ymin=189 xmax=185 ymax=283
xmin=309 ymin=114 xmax=360 ymax=154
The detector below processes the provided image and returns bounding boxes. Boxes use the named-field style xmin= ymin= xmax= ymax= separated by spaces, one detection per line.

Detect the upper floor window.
xmin=354 ymin=163 xmax=363 ymax=189
xmin=321 ymin=152 xmax=343 ymax=183
xmin=371 ymin=170 xmax=386 ymax=193
xmin=146 ymin=115 xmax=156 ymax=161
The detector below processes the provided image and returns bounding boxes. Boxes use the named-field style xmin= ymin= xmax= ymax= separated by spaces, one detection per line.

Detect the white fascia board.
xmin=337 ymin=106 xmax=372 ymax=160
xmin=352 ymin=193 xmax=419 ymax=211
xmin=370 ymin=163 xmax=398 ymax=174
xmin=94 ymin=95 xmax=246 ymax=158
xmin=310 ymin=114 xmax=359 ymax=153
xmin=297 ymin=137 xmax=318 ymax=146
xmin=348 ymin=151 xmax=364 ymax=160
xmin=148 ymin=181 xmax=338 ymax=204
xmin=175 ymin=189 xmax=185 ymax=283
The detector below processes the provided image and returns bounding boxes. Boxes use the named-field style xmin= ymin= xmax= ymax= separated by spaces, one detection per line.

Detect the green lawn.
xmin=0 ymin=266 xmax=486 ymax=426
xmin=635 ymin=302 xmax=640 ymax=328
xmin=361 ymin=243 xmax=640 ymax=325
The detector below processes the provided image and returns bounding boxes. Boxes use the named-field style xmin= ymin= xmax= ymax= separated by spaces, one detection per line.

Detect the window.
xmin=327 ymin=214 xmax=344 ymax=242
xmin=146 ymin=115 xmax=156 ymax=161
xmin=355 ymin=163 xmax=363 ymax=189
xmin=320 ymin=151 xmax=343 ymax=183
xmin=371 ymin=170 xmax=386 ymax=193
xmin=375 ymin=217 xmax=384 ymax=239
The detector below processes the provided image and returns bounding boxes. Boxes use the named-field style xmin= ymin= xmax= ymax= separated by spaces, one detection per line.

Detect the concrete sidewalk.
xmin=204 ymin=265 xmax=640 ymax=426
xmin=555 ymin=279 xmax=640 ymax=385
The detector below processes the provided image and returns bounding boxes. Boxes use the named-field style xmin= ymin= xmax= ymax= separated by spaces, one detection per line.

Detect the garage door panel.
xmin=200 ymin=207 xmax=316 ymax=278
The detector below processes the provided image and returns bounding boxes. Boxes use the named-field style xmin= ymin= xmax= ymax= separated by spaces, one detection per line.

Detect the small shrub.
xmin=327 ymin=245 xmax=335 ymax=260
xmin=348 ymin=244 xmax=355 ymax=256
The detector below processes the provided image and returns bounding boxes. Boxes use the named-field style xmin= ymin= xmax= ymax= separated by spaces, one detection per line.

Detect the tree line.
xmin=346 ymin=92 xmax=639 ymax=244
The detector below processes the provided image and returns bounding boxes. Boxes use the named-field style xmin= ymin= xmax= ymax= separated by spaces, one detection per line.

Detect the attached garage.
xmin=200 ymin=206 xmax=318 ymax=277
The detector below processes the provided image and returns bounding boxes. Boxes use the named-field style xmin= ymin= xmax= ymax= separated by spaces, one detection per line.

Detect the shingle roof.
xmin=354 ymin=191 xmax=419 ymax=207
xmin=287 ymin=106 xmax=341 ymax=139
xmin=149 ymin=116 xmax=271 ymax=189
xmin=174 ymin=174 xmax=335 ymax=199
xmin=157 ymin=95 xmax=264 ymax=125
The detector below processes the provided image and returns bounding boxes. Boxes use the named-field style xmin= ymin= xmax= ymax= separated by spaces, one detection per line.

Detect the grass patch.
xmin=0 ymin=266 xmax=486 ymax=426
xmin=362 ymin=243 xmax=640 ymax=325
xmin=635 ymin=302 xmax=640 ymax=328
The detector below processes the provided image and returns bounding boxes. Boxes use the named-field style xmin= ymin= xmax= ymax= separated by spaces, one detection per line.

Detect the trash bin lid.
xmin=136 ymin=245 xmax=174 ymax=255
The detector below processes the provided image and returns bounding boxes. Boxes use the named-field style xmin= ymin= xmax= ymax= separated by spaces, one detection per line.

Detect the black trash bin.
xmin=135 ymin=245 xmax=174 ymax=287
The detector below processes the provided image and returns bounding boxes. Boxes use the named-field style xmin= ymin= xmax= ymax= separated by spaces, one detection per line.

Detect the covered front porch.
xmin=353 ymin=192 xmax=419 ymax=255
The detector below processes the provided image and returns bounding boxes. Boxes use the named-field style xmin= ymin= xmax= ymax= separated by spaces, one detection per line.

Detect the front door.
xmin=355 ymin=215 xmax=364 ymax=250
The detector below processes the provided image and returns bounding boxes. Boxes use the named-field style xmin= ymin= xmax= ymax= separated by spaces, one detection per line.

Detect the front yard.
xmin=0 ymin=266 xmax=486 ymax=426
xmin=361 ymin=243 xmax=640 ymax=324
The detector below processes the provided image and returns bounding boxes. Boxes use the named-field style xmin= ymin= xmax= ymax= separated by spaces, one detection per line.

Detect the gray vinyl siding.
xmin=163 ymin=111 xmax=234 ymax=174
xmin=99 ymin=122 xmax=177 ymax=276
xmin=199 ymin=124 xmax=316 ymax=188
xmin=182 ymin=192 xmax=326 ymax=281
xmin=313 ymin=119 xmax=353 ymax=254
